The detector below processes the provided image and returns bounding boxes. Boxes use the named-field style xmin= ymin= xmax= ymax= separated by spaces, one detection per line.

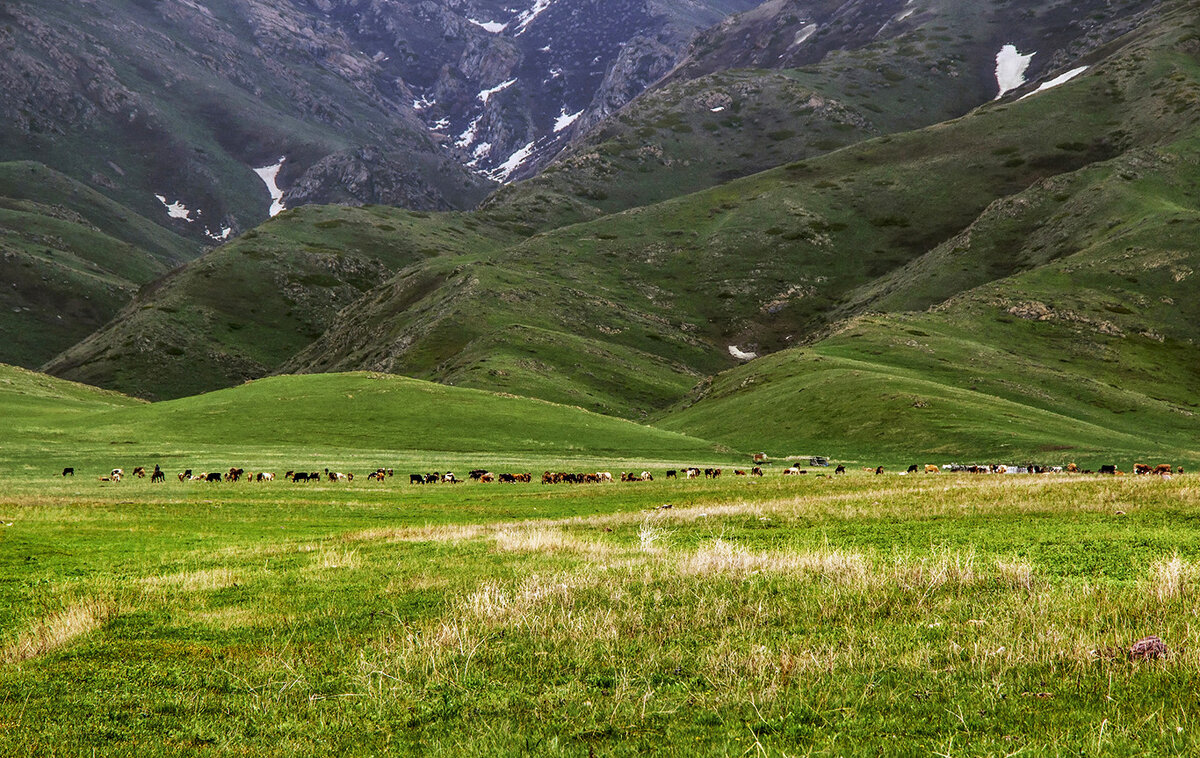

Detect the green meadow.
xmin=3 ymin=364 xmax=1200 ymax=755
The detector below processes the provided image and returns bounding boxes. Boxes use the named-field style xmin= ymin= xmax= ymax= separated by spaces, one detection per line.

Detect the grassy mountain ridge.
xmin=42 ymin=205 xmax=526 ymax=400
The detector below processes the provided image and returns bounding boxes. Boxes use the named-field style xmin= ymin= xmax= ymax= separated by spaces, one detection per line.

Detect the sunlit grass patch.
xmin=142 ymin=566 xmax=241 ymax=592
xmin=307 ymin=547 xmax=361 ymax=571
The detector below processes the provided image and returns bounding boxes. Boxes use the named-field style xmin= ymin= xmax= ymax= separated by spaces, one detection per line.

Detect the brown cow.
xmin=1154 ymin=464 xmax=1173 ymax=476
xmin=1134 ymin=463 xmax=1151 ymax=475
xmin=925 ymin=465 xmax=939 ymax=474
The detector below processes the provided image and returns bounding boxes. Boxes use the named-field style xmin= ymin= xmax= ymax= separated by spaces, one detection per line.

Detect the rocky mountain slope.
xmin=0 ymin=0 xmax=759 ymax=248
xmin=487 ymin=0 xmax=1161 ymax=220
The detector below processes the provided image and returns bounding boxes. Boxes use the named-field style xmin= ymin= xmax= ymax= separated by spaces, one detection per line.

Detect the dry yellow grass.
xmin=2 ymin=597 xmax=117 ymax=663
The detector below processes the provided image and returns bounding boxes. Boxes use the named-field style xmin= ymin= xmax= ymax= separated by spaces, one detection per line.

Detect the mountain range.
xmin=6 ymin=0 xmax=1200 ymax=462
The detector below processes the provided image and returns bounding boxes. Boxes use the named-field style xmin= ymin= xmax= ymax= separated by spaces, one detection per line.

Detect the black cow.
xmin=205 ymin=472 xmax=222 ymax=483
xmin=665 ymin=470 xmax=677 ymax=479
xmin=293 ymin=472 xmax=310 ymax=483
xmin=834 ymin=465 xmax=846 ymax=474
xmin=1099 ymin=465 xmax=1117 ymax=475
xmin=410 ymin=474 xmax=424 ymax=484
xmin=61 ymin=467 xmax=74 ymax=477
xmin=906 ymin=464 xmax=919 ymax=473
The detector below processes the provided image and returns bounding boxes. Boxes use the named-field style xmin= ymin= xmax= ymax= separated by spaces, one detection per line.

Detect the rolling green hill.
xmin=657 ymin=139 xmax=1200 ymax=465
xmin=0 ymin=366 xmax=729 ymax=470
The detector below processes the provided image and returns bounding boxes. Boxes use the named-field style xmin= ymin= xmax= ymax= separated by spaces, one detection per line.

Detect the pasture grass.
xmin=2 ymin=469 xmax=1199 ymax=755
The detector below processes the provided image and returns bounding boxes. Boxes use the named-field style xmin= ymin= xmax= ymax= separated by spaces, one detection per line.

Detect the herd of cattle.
xmin=68 ymin=461 xmax=1184 ymax=483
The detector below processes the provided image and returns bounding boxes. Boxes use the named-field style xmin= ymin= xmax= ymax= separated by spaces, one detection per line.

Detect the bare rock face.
xmin=285 ymin=148 xmax=491 ymax=211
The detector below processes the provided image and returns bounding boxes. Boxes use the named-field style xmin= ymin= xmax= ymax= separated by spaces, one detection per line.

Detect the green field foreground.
xmin=2 ymin=469 xmax=1199 ymax=756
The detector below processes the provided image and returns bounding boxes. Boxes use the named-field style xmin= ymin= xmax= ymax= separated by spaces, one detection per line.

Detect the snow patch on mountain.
xmin=469 ymin=18 xmax=507 ymax=33
xmin=252 ymin=158 xmax=286 ymax=217
xmin=457 ymin=116 xmax=482 ymax=148
xmin=728 ymin=345 xmax=757 ymax=360
xmin=478 ymin=79 xmax=517 ymax=104
xmin=554 ymin=108 xmax=583 ymax=132
xmin=489 ymin=141 xmax=536 ymax=182
xmin=994 ymin=45 xmax=1035 ymax=99
xmin=413 ymin=95 xmax=436 ymax=111
xmin=1019 ymin=66 xmax=1089 ymax=99
xmin=791 ymin=24 xmax=817 ymax=47
xmin=513 ymin=0 xmax=553 ymax=36
xmin=155 ymin=194 xmax=193 ymax=221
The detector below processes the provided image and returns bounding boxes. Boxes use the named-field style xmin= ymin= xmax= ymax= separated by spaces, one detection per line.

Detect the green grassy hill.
xmin=0 ymin=162 xmax=201 ymax=367
xmin=0 ymin=366 xmax=730 ymax=472
xmin=657 ymin=138 xmax=1200 ymax=466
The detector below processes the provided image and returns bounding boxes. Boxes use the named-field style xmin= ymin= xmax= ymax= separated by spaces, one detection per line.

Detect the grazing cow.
xmin=641 ymin=471 xmax=653 ymax=481
xmin=1099 ymin=465 xmax=1117 ymax=475
xmin=1179 ymin=467 xmax=1185 ymax=475
xmin=925 ymin=465 xmax=939 ymax=474
xmin=132 ymin=466 xmax=146 ymax=478
xmin=61 ymin=467 xmax=74 ymax=477
xmin=784 ymin=466 xmax=800 ymax=476
xmin=481 ymin=473 xmax=496 ymax=483
xmin=111 ymin=468 xmax=124 ymax=479
xmin=711 ymin=468 xmax=721 ymax=479
xmin=292 ymin=472 xmax=310 ymax=483
xmin=834 ymin=465 xmax=846 ymax=474
xmin=665 ymin=470 xmax=677 ymax=479
xmin=734 ymin=470 xmax=747 ymax=476
xmin=202 ymin=472 xmax=221 ymax=483
xmin=515 ymin=473 xmax=532 ymax=483
xmin=1066 ymin=463 xmax=1078 ymax=473
xmin=1134 ymin=463 xmax=1152 ymax=475
xmin=468 ymin=469 xmax=489 ymax=481
xmin=151 ymin=466 xmax=165 ymax=483
xmin=443 ymin=472 xmax=458 ymax=483
xmin=410 ymin=474 xmax=424 ymax=484
xmin=875 ymin=466 xmax=884 ymax=475
xmin=753 ymin=453 xmax=767 ymax=463
xmin=704 ymin=468 xmax=715 ymax=479
xmin=597 ymin=472 xmax=613 ymax=483
xmin=257 ymin=472 xmax=276 ymax=482
xmin=1154 ymin=464 xmax=1173 ymax=476
xmin=686 ymin=467 xmax=700 ymax=479
xmin=751 ymin=467 xmax=763 ymax=476
xmin=906 ymin=464 xmax=919 ymax=474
